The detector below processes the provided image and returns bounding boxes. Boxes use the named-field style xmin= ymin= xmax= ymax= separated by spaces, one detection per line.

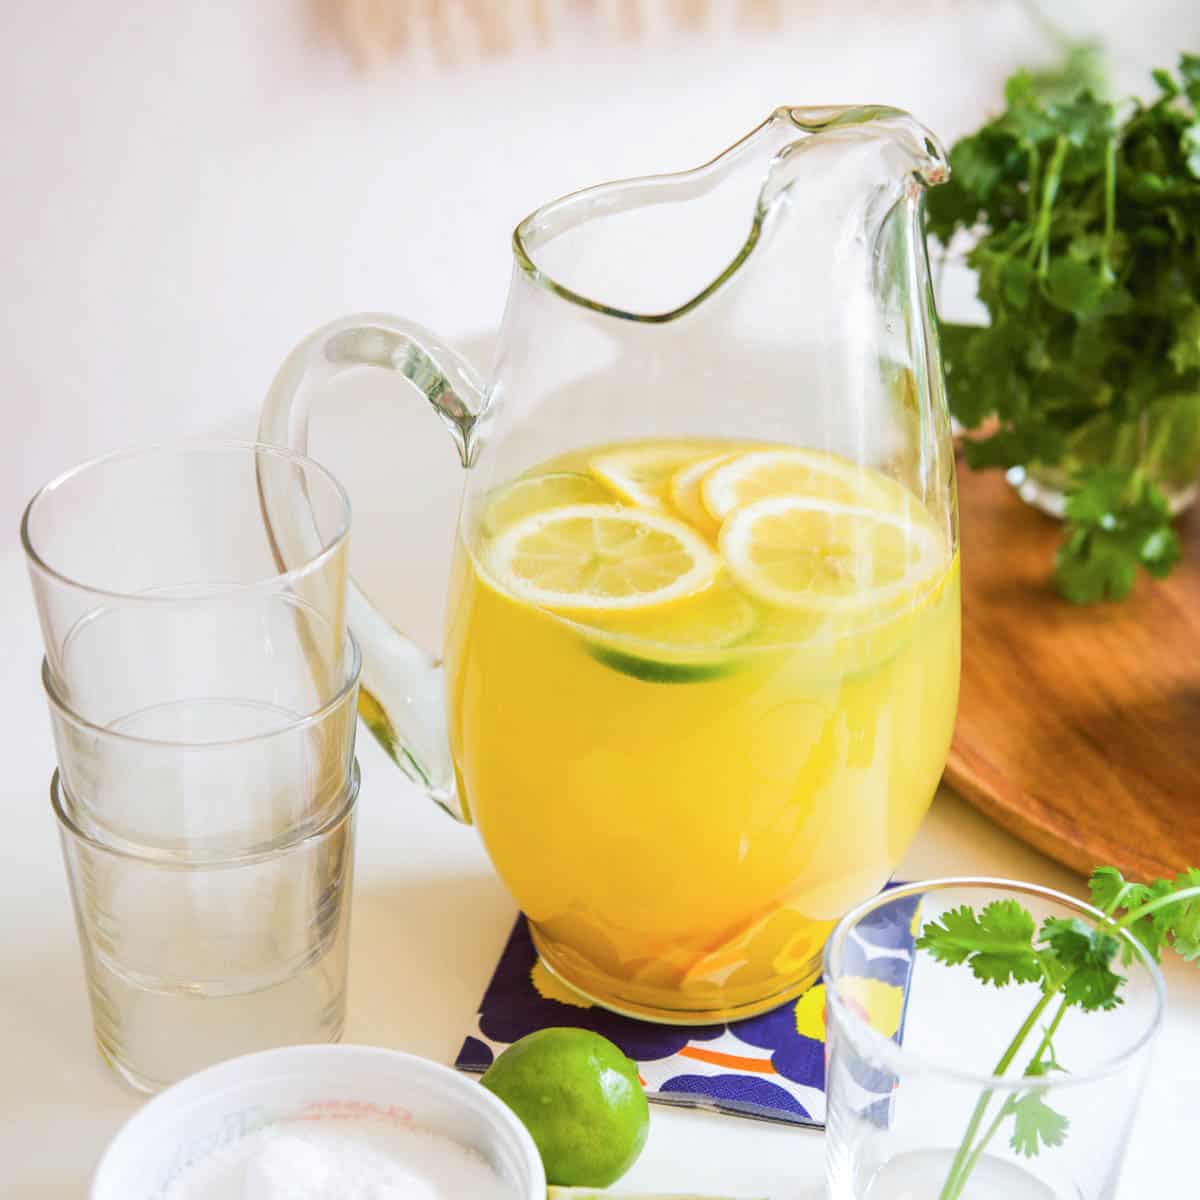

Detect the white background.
xmin=3 ymin=2 xmax=1199 ymax=1195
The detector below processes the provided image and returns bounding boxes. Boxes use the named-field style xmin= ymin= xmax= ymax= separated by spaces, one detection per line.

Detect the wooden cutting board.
xmin=945 ymin=464 xmax=1200 ymax=882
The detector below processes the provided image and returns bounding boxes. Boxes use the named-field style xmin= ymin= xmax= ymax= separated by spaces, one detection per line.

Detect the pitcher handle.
xmin=259 ymin=313 xmax=487 ymax=824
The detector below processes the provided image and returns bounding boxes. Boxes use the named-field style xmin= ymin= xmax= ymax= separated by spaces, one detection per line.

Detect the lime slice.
xmin=719 ymin=496 xmax=945 ymax=612
xmin=481 ymin=472 xmax=614 ymax=536
xmin=581 ymin=575 xmax=758 ymax=683
xmin=486 ymin=503 xmax=719 ymax=613
xmin=590 ymin=444 xmax=719 ymax=511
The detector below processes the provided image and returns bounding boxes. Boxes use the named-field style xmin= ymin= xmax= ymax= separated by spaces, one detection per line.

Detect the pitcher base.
xmin=529 ymin=924 xmax=825 ymax=1026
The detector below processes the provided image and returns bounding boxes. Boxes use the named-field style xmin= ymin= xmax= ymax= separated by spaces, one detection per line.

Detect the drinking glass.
xmin=824 ymin=879 xmax=1165 ymax=1199
xmin=24 ymin=442 xmax=361 ymax=1092
xmin=43 ymin=635 xmax=360 ymax=854
xmin=21 ymin=442 xmax=350 ymax=727
xmin=53 ymin=762 xmax=360 ymax=1094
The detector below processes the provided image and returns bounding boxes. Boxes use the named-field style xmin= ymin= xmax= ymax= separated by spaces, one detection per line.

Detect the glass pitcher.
xmin=259 ymin=106 xmax=961 ymax=1024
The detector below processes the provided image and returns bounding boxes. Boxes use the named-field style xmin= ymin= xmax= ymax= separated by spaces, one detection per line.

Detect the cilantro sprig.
xmin=929 ymin=56 xmax=1200 ymax=603
xmin=916 ymin=866 xmax=1200 ymax=1198
xmin=1055 ymin=468 xmax=1181 ymax=602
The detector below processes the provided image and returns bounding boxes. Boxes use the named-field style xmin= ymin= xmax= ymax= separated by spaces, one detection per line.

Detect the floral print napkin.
xmin=455 ymin=891 xmax=919 ymax=1127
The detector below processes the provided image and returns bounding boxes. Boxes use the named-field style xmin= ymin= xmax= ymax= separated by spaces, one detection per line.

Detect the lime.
xmin=580 ymin=573 xmax=758 ymax=683
xmin=480 ymin=1028 xmax=649 ymax=1187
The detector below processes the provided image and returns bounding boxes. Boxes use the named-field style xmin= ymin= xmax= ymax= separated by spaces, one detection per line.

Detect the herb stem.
xmin=954 ymin=1097 xmax=1017 ymax=1190
xmin=938 ymin=990 xmax=1056 ymax=1200
xmin=952 ymin=996 xmax=1069 ymax=1193
xmin=1115 ymin=885 xmax=1200 ymax=930
xmin=1136 ymin=404 xmax=1176 ymax=484
xmin=1029 ymin=135 xmax=1069 ymax=277
xmin=1024 ymin=140 xmax=1041 ymax=228
xmin=1103 ymin=882 xmax=1135 ymax=916
xmin=1027 ymin=995 xmax=1070 ymax=1073
xmin=1100 ymin=133 xmax=1118 ymax=282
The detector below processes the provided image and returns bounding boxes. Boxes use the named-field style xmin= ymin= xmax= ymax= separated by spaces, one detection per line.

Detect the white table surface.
xmin=3 ymin=2 xmax=1199 ymax=1195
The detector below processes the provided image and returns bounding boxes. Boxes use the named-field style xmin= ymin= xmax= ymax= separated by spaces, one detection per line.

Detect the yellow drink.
xmin=445 ymin=439 xmax=960 ymax=1022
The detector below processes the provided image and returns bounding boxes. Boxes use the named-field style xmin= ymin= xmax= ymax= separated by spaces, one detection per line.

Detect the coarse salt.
xmin=162 ymin=1116 xmax=519 ymax=1200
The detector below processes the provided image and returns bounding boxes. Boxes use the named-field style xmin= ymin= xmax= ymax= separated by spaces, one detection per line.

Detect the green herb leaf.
xmin=1088 ymin=866 xmax=1149 ymax=915
xmin=1043 ymin=258 xmax=1111 ymax=318
xmin=1055 ymin=467 xmax=1181 ymax=603
xmin=916 ymin=900 xmax=1043 ymax=987
xmin=1009 ymin=1092 xmax=1070 ymax=1158
xmin=1088 ymin=866 xmax=1200 ymax=963
xmin=1182 ymin=53 xmax=1200 ymax=92
xmin=1152 ymin=68 xmax=1179 ymax=97
xmin=1183 ymin=122 xmax=1200 ymax=179
xmin=1159 ymin=869 xmax=1200 ymax=961
xmin=1040 ymin=918 xmax=1123 ymax=1011
xmin=1170 ymin=305 xmax=1200 ymax=373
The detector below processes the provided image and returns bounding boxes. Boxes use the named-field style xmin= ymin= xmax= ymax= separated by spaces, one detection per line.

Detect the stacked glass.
xmin=22 ymin=444 xmax=362 ymax=1092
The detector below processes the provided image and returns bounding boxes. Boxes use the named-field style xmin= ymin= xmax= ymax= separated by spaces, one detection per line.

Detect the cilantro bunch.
xmin=928 ymin=56 xmax=1200 ymax=603
xmin=915 ymin=866 xmax=1200 ymax=1198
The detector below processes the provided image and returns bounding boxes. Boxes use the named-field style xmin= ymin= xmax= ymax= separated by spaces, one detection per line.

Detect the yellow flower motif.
xmin=793 ymin=983 xmax=827 ymax=1041
xmin=840 ymin=976 xmax=904 ymax=1038
xmin=530 ymin=960 xmax=592 ymax=1008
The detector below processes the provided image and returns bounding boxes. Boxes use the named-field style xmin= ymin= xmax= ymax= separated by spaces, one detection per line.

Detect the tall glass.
xmin=22 ymin=442 xmax=350 ymax=728
xmin=259 ymin=107 xmax=960 ymax=1022
xmin=824 ymin=879 xmax=1165 ymax=1199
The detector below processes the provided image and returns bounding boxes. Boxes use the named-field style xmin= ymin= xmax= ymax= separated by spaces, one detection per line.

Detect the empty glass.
xmin=22 ymin=442 xmax=350 ymax=728
xmin=43 ymin=636 xmax=360 ymax=855
xmin=824 ymin=879 xmax=1165 ymax=1200
xmin=53 ymin=763 xmax=359 ymax=1093
xmin=23 ymin=442 xmax=362 ymax=1091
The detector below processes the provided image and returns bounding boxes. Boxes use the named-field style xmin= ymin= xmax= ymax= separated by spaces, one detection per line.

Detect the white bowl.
xmin=91 ymin=1044 xmax=545 ymax=1199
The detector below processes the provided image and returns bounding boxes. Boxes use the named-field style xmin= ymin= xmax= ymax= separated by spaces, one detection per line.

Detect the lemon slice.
xmin=487 ymin=504 xmax=720 ymax=613
xmin=590 ymin=445 xmax=718 ymax=511
xmin=702 ymin=449 xmax=897 ymax=522
xmin=719 ymin=496 xmax=945 ymax=612
xmin=668 ymin=455 xmax=731 ymax=534
xmin=481 ymin=472 xmax=613 ymax=536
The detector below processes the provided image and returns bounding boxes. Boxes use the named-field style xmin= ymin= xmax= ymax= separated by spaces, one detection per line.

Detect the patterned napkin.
xmin=455 ymin=891 xmax=919 ymax=1127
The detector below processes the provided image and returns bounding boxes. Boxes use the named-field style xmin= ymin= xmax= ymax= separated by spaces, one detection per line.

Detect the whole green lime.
xmin=480 ymin=1027 xmax=649 ymax=1187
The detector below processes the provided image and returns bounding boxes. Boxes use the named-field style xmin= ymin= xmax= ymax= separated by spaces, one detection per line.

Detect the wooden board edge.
xmin=943 ymin=749 xmax=1178 ymax=884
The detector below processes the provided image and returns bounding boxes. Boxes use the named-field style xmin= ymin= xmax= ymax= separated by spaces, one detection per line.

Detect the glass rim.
xmin=20 ymin=440 xmax=352 ymax=602
xmin=822 ymin=875 xmax=1168 ymax=1090
xmin=41 ymin=631 xmax=362 ymax=750
xmin=51 ymin=757 xmax=361 ymax=868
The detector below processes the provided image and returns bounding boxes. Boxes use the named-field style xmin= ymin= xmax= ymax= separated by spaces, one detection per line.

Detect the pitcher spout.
xmin=510 ymin=105 xmax=948 ymax=326
xmin=778 ymin=105 xmax=948 ymax=191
